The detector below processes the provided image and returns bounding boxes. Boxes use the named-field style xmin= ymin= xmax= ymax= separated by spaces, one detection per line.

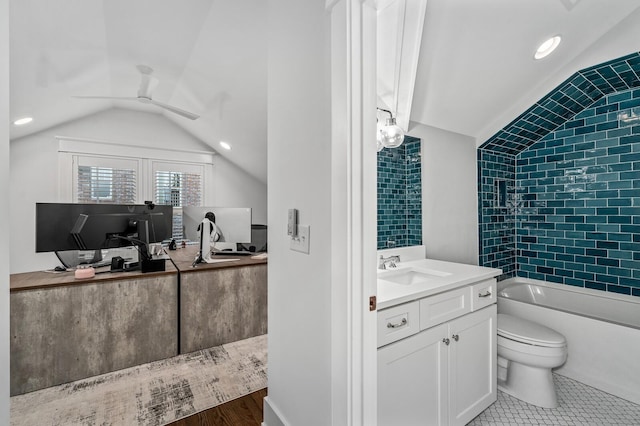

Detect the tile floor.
xmin=468 ymin=374 xmax=640 ymax=426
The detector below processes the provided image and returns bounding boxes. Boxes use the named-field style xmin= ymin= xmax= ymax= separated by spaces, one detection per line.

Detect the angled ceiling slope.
xmin=480 ymin=52 xmax=640 ymax=155
xmin=9 ymin=0 xmax=268 ymax=184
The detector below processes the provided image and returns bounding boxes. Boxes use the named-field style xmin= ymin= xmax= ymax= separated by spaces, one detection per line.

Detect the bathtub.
xmin=498 ymin=277 xmax=640 ymax=405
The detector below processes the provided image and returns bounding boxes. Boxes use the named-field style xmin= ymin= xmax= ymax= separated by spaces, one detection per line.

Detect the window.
xmin=62 ymin=139 xmax=212 ymax=242
xmin=74 ymin=156 xmax=139 ymax=204
xmin=153 ymin=162 xmax=204 ymax=240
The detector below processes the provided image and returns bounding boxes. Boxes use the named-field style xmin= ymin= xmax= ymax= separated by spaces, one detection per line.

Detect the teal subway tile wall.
xmin=479 ymin=52 xmax=640 ymax=297
xmin=377 ymin=136 xmax=422 ymax=249
xmin=478 ymin=150 xmax=516 ymax=280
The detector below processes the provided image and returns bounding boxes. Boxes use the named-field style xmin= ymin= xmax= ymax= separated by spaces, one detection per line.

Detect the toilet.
xmin=497 ymin=313 xmax=568 ymax=408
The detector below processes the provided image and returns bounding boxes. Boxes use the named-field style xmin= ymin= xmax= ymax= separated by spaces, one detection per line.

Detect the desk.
xmin=167 ymin=246 xmax=268 ymax=353
xmin=10 ymin=264 xmax=178 ymax=396
xmin=9 ymin=249 xmax=268 ymax=396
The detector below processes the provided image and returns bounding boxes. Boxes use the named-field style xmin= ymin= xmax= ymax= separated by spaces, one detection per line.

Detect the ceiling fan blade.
xmin=137 ymin=74 xmax=159 ymax=98
xmin=148 ymin=99 xmax=200 ymax=120
xmin=73 ymin=65 xmax=200 ymax=120
xmin=72 ymin=95 xmax=139 ymax=101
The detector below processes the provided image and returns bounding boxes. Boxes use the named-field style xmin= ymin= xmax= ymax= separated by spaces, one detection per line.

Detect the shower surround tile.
xmin=478 ymin=52 xmax=640 ymax=297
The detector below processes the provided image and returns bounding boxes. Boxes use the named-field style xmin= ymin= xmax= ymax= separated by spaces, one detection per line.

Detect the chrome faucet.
xmin=379 ymin=254 xmax=400 ymax=270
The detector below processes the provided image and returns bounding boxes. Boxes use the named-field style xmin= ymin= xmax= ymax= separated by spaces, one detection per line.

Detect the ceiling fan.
xmin=73 ymin=65 xmax=200 ymax=120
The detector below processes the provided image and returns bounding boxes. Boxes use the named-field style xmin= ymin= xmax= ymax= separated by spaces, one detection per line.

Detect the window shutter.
xmin=75 ymin=158 xmax=138 ymax=204
xmin=154 ymin=168 xmax=203 ymax=240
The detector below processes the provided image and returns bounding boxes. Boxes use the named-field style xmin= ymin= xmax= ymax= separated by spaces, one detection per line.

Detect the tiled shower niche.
xmin=377 ymin=136 xmax=422 ymax=249
xmin=479 ymin=52 xmax=640 ymax=297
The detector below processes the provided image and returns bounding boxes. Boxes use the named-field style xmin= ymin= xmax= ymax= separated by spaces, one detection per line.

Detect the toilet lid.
xmin=497 ymin=314 xmax=566 ymax=347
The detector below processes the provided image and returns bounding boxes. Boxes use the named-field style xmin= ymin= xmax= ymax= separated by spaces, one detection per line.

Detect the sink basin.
xmin=379 ymin=267 xmax=450 ymax=285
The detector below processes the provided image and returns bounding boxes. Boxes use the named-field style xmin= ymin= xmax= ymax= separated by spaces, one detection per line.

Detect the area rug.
xmin=10 ymin=334 xmax=267 ymax=426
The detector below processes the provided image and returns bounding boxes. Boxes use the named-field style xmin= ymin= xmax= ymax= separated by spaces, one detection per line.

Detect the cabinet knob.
xmin=442 ymin=338 xmax=450 ymax=345
xmin=386 ymin=318 xmax=407 ymax=329
xmin=452 ymin=334 xmax=459 ymax=342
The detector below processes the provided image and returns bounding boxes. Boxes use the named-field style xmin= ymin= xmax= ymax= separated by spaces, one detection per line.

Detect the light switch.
xmin=287 ymin=208 xmax=298 ymax=237
xmin=290 ymin=225 xmax=310 ymax=254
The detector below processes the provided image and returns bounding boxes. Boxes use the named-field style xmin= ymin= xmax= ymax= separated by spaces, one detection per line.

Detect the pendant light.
xmin=377 ymin=108 xmax=404 ymax=149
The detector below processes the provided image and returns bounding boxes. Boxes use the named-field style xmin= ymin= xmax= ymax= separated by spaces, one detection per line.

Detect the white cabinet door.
xmin=448 ymin=304 xmax=497 ymax=426
xmin=378 ymin=323 xmax=449 ymax=426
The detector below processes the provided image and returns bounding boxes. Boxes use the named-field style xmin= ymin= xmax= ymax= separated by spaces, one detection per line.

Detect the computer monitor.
xmin=35 ymin=202 xmax=173 ymax=253
xmin=237 ymin=224 xmax=268 ymax=253
xmin=182 ymin=207 xmax=252 ymax=244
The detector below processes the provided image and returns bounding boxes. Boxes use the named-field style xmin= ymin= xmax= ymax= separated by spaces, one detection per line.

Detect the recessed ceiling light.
xmin=13 ymin=117 xmax=33 ymax=126
xmin=219 ymin=141 xmax=231 ymax=150
xmin=534 ymin=36 xmax=561 ymax=60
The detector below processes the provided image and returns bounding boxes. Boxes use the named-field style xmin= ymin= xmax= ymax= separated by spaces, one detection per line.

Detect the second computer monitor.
xmin=182 ymin=207 xmax=252 ymax=244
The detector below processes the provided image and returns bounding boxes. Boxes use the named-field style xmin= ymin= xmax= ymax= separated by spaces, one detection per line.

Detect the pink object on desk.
xmin=74 ymin=267 xmax=95 ymax=279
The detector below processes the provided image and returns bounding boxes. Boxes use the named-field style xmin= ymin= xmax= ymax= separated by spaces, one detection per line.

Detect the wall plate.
xmin=290 ymin=225 xmax=310 ymax=254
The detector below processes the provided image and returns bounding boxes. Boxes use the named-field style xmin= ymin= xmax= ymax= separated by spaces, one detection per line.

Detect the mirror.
xmin=377 ymin=135 xmax=422 ymax=249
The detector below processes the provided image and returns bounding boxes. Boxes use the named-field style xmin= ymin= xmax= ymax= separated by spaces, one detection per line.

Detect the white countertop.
xmin=377 ymin=258 xmax=502 ymax=310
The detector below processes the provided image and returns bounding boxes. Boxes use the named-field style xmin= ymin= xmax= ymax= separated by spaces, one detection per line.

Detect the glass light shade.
xmin=381 ymin=117 xmax=404 ymax=148
xmin=376 ymin=122 xmax=385 ymax=152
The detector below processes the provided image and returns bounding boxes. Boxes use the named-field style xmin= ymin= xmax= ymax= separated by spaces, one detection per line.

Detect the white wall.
xmin=265 ymin=0 xmax=333 ymax=424
xmin=10 ymin=108 xmax=266 ymax=273
xmin=1 ymin=0 xmax=10 ymax=420
xmin=408 ymin=122 xmax=479 ymax=265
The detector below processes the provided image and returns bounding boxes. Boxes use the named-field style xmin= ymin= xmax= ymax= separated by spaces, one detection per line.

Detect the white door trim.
xmin=327 ymin=0 xmax=378 ymax=424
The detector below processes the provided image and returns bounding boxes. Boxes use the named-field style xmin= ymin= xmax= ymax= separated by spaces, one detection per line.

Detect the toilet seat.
xmin=497 ymin=314 xmax=566 ymax=348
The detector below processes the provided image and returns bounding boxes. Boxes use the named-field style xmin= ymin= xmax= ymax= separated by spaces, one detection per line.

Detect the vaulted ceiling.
xmin=10 ymin=0 xmax=640 ymax=185
xmin=411 ymin=0 xmax=640 ymax=145
xmin=10 ymin=0 xmax=267 ymax=182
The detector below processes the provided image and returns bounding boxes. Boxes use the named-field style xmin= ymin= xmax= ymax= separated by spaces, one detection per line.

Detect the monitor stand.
xmin=55 ymin=249 xmax=103 ymax=269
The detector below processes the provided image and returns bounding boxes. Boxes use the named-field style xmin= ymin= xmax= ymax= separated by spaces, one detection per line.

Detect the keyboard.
xmin=212 ymin=251 xmax=254 ymax=256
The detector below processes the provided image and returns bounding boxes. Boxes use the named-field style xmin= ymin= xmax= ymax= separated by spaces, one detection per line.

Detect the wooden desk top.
xmin=10 ymin=247 xmax=267 ymax=292
xmin=10 ymin=261 xmax=178 ymax=293
xmin=166 ymin=245 xmax=267 ymax=273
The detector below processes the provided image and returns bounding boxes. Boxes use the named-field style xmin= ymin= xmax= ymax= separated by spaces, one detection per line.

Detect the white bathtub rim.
xmin=498 ymin=276 xmax=640 ymax=330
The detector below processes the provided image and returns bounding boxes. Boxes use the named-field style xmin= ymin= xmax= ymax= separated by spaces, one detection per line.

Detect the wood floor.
xmin=166 ymin=388 xmax=267 ymax=426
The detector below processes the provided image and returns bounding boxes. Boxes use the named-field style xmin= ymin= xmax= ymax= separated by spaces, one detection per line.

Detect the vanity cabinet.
xmin=448 ymin=305 xmax=496 ymax=425
xmin=378 ymin=279 xmax=497 ymax=426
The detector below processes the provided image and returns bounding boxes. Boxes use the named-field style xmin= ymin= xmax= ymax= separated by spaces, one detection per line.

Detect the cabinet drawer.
xmin=419 ymin=287 xmax=470 ymax=330
xmin=377 ymin=301 xmax=420 ymax=347
xmin=470 ymin=279 xmax=497 ymax=311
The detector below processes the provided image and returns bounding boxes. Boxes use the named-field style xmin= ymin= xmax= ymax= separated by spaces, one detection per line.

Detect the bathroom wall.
xmin=377 ymin=135 xmax=421 ymax=249
xmin=411 ymin=122 xmax=479 ymax=265
xmin=480 ymin=87 xmax=640 ymax=297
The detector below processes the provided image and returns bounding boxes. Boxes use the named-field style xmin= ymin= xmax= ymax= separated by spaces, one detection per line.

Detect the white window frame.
xmin=58 ymin=136 xmax=215 ymax=205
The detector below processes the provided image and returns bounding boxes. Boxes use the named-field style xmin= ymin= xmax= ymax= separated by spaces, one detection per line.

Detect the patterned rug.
xmin=10 ymin=334 xmax=267 ymax=426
